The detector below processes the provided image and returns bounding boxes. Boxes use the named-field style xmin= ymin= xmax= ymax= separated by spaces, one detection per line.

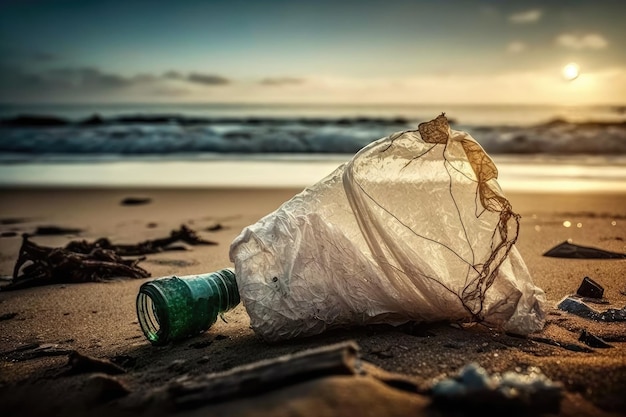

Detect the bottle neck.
xmin=136 ymin=268 xmax=240 ymax=345
xmin=206 ymin=268 xmax=240 ymax=312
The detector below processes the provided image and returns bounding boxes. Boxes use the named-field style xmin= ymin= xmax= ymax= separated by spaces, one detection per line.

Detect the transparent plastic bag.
xmin=229 ymin=114 xmax=546 ymax=341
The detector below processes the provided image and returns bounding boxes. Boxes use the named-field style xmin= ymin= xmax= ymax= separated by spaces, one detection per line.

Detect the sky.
xmin=1 ymin=0 xmax=625 ymax=105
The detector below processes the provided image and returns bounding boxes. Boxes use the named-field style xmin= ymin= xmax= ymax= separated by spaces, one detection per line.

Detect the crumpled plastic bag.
xmin=229 ymin=114 xmax=546 ymax=341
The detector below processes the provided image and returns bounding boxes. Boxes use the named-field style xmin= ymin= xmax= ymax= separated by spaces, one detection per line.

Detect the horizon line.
xmin=1 ymin=101 xmax=625 ymax=108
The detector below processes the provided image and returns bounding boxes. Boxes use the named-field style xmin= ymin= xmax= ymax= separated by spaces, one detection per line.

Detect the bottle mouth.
xmin=136 ymin=285 xmax=169 ymax=345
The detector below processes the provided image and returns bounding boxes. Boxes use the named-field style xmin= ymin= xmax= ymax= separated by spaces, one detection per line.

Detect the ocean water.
xmin=0 ymin=103 xmax=625 ymax=191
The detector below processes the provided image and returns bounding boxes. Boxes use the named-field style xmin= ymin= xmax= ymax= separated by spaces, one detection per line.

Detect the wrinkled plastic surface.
xmin=230 ymin=114 xmax=546 ymax=341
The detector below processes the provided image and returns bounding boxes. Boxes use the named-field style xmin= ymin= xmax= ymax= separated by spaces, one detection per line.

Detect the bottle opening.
xmin=135 ymin=270 xmax=239 ymax=345
xmin=137 ymin=291 xmax=166 ymax=344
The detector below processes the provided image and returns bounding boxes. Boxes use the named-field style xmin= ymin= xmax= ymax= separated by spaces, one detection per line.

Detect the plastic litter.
xmin=230 ymin=114 xmax=546 ymax=341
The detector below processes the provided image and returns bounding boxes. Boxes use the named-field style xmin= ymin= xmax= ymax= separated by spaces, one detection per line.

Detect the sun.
xmin=562 ymin=63 xmax=580 ymax=81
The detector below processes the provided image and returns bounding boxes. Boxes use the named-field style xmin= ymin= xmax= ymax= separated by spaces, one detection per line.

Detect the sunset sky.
xmin=1 ymin=0 xmax=625 ymax=105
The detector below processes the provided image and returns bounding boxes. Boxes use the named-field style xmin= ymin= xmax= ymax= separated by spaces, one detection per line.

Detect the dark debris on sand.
xmin=34 ymin=225 xmax=84 ymax=236
xmin=1 ymin=225 xmax=217 ymax=291
xmin=543 ymin=241 xmax=626 ymax=259
xmin=120 ymin=197 xmax=152 ymax=206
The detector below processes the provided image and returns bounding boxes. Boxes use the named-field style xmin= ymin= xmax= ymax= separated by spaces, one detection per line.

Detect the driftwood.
xmin=165 ymin=341 xmax=360 ymax=409
xmin=2 ymin=225 xmax=217 ymax=291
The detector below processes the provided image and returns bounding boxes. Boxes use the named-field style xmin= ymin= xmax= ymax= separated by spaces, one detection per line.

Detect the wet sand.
xmin=0 ymin=187 xmax=625 ymax=417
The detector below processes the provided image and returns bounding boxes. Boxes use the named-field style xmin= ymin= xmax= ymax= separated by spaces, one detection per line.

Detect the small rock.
xmin=557 ymin=296 xmax=598 ymax=320
xmin=431 ymin=363 xmax=562 ymax=413
xmin=205 ymin=223 xmax=224 ymax=232
xmin=557 ymin=296 xmax=626 ymax=322
xmin=576 ymin=277 xmax=604 ymax=299
xmin=121 ymin=197 xmax=152 ymax=206
xmin=578 ymin=330 xmax=613 ymax=348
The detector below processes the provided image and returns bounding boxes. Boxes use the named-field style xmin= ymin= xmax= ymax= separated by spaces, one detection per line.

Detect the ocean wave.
xmin=469 ymin=119 xmax=626 ymax=155
xmin=1 ymin=114 xmax=625 ymax=157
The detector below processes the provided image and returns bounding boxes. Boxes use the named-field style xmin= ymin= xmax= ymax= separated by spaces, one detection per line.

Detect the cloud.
xmin=509 ymin=9 xmax=542 ymax=24
xmin=0 ymin=66 xmax=234 ymax=101
xmin=133 ymin=73 xmax=158 ymax=83
xmin=163 ymin=70 xmax=183 ymax=79
xmin=163 ymin=70 xmax=230 ymax=85
xmin=46 ymin=67 xmax=133 ymax=89
xmin=187 ymin=73 xmax=230 ymax=85
xmin=260 ymin=77 xmax=304 ymax=86
xmin=0 ymin=66 xmax=159 ymax=102
xmin=556 ymin=33 xmax=608 ymax=50
xmin=3 ymin=65 xmax=626 ymax=105
xmin=150 ymin=86 xmax=191 ymax=97
xmin=507 ymin=42 xmax=526 ymax=54
xmin=0 ymin=66 xmax=136 ymax=97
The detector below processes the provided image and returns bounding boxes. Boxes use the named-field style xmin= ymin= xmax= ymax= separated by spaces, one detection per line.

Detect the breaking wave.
xmin=1 ymin=114 xmax=625 ymax=160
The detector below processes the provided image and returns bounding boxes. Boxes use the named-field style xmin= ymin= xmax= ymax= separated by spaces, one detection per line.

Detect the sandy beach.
xmin=0 ymin=186 xmax=625 ymax=417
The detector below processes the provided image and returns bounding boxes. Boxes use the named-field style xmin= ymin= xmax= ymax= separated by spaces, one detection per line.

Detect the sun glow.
xmin=562 ymin=63 xmax=580 ymax=81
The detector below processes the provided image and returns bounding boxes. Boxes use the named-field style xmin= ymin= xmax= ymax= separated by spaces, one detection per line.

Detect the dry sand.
xmin=0 ymin=187 xmax=625 ymax=417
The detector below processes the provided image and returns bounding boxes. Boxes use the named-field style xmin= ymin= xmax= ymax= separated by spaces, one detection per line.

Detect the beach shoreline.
xmin=2 ymin=155 xmax=626 ymax=194
xmin=0 ymin=186 xmax=625 ymax=416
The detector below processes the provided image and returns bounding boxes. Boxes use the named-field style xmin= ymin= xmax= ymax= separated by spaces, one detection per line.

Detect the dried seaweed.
xmin=64 ymin=224 xmax=217 ymax=256
xmin=2 ymin=225 xmax=217 ymax=291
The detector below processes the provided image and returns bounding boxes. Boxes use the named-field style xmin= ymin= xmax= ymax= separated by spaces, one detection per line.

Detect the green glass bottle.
xmin=136 ymin=268 xmax=240 ymax=345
